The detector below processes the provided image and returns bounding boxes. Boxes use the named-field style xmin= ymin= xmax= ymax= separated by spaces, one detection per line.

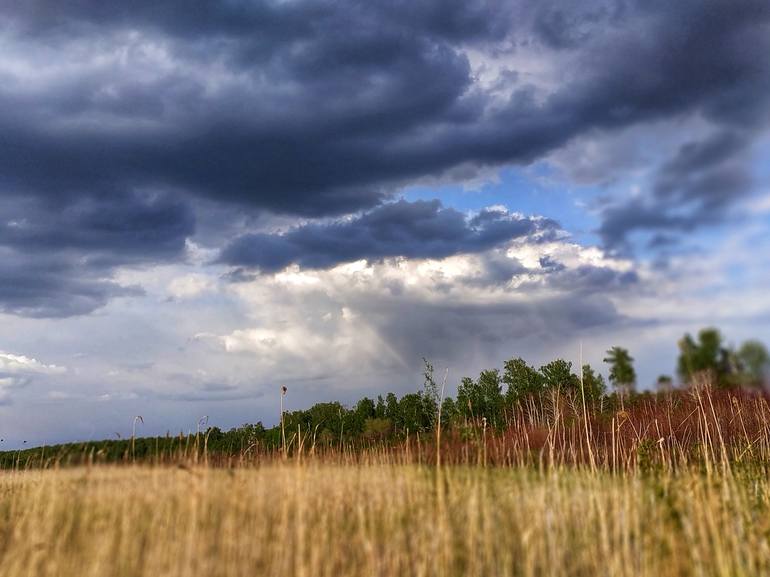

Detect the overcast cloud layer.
xmin=0 ymin=0 xmax=769 ymax=445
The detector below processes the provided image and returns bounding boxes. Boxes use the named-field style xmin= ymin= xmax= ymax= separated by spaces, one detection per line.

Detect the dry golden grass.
xmin=1 ymin=463 xmax=770 ymax=577
xmin=2 ymin=384 xmax=769 ymax=576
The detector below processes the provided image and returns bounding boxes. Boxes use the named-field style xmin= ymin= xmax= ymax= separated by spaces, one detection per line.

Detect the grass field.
xmin=1 ymin=463 xmax=770 ymax=577
xmin=3 ymin=386 xmax=770 ymax=576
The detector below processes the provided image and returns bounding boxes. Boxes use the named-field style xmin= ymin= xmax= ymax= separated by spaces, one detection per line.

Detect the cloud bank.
xmin=0 ymin=0 xmax=768 ymax=444
xmin=0 ymin=0 xmax=767 ymax=316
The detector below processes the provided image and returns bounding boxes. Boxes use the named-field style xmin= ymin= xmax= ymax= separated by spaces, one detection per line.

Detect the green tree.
xmin=540 ymin=359 xmax=579 ymax=394
xmin=397 ymin=393 xmax=430 ymax=433
xmin=581 ymin=364 xmax=606 ymax=402
xmin=603 ymin=347 xmax=636 ymax=393
xmin=677 ymin=328 xmax=730 ymax=386
xmin=352 ymin=397 xmax=376 ymax=434
xmin=503 ymin=357 xmax=544 ymax=404
xmin=440 ymin=397 xmax=459 ymax=426
xmin=477 ymin=369 xmax=504 ymax=426
xmin=384 ymin=393 xmax=399 ymax=422
xmin=422 ymin=358 xmax=440 ymax=426
xmin=355 ymin=397 xmax=376 ymax=420
xmin=282 ymin=409 xmax=312 ymax=439
xmin=737 ymin=340 xmax=770 ymax=386
xmin=457 ymin=377 xmax=476 ymax=420
xmin=656 ymin=375 xmax=674 ymax=391
xmin=374 ymin=395 xmax=387 ymax=419
xmin=457 ymin=370 xmax=504 ymax=426
xmin=306 ymin=402 xmax=346 ymax=439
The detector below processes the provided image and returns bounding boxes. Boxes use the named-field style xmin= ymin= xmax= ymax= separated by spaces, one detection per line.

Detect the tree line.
xmin=0 ymin=326 xmax=767 ymax=467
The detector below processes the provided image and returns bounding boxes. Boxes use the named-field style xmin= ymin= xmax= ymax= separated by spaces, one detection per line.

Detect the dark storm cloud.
xmin=0 ymin=192 xmax=194 ymax=263
xmin=0 ymin=1 xmax=487 ymax=215
xmin=599 ymin=130 xmax=755 ymax=250
xmin=3 ymin=0 xmax=513 ymax=44
xmin=357 ymin=292 xmax=631 ymax=366
xmin=0 ymin=0 xmax=768 ymax=314
xmin=549 ymin=1 xmax=770 ymax=129
xmin=537 ymin=264 xmax=638 ymax=293
xmin=218 ymin=200 xmax=558 ymax=271
xmin=0 ymin=250 xmax=143 ymax=318
xmin=1 ymin=0 xmax=768 ymax=216
xmin=0 ymin=192 xmax=191 ymax=316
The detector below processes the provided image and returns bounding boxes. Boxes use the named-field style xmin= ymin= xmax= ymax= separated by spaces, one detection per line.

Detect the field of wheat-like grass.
xmin=1 ymin=463 xmax=769 ymax=577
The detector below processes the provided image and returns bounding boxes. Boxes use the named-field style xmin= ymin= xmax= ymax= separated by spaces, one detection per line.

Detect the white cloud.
xmin=168 ymin=274 xmax=216 ymax=299
xmin=0 ymin=351 xmax=65 ymax=376
xmin=204 ymin=236 xmax=633 ymax=391
xmin=749 ymin=192 xmax=770 ymax=214
xmin=0 ymin=351 xmax=66 ymax=404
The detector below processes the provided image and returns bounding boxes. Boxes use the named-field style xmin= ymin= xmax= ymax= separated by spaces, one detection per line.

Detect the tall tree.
xmin=477 ymin=369 xmax=504 ymax=426
xmin=374 ymin=395 xmax=387 ymax=419
xmin=384 ymin=393 xmax=399 ymax=423
xmin=540 ymin=359 xmax=579 ymax=394
xmin=355 ymin=397 xmax=375 ymax=419
xmin=352 ymin=397 xmax=376 ymax=433
xmin=677 ymin=328 xmax=731 ymax=386
xmin=397 ymin=393 xmax=430 ymax=433
xmin=603 ymin=347 xmax=636 ymax=394
xmin=457 ymin=377 xmax=476 ymax=420
xmin=503 ymin=357 xmax=544 ymax=404
xmin=656 ymin=375 xmax=674 ymax=391
xmin=737 ymin=340 xmax=770 ymax=386
xmin=440 ymin=397 xmax=459 ymax=426
xmin=457 ymin=370 xmax=504 ymax=426
xmin=421 ymin=358 xmax=440 ymax=426
xmin=581 ymin=364 xmax=606 ymax=402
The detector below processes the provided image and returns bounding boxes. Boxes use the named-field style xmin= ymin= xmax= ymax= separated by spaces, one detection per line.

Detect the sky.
xmin=1 ymin=0 xmax=769 ymax=447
